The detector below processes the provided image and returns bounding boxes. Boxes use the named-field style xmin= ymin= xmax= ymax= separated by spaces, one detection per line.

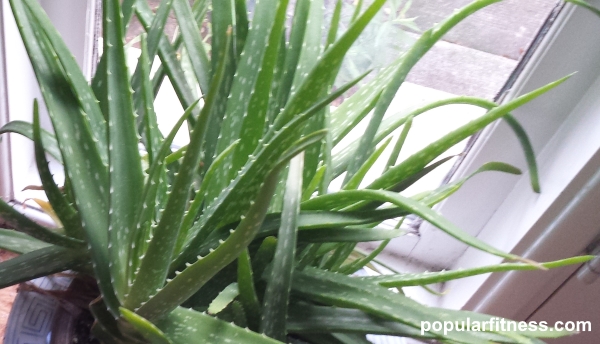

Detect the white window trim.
xmin=384 ymin=0 xmax=600 ymax=316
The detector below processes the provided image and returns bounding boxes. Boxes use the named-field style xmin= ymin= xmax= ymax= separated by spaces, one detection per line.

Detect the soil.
xmin=0 ymin=250 xmax=18 ymax=341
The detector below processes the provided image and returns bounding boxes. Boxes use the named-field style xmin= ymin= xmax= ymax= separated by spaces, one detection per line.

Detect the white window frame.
xmin=378 ymin=0 xmax=600 ymax=318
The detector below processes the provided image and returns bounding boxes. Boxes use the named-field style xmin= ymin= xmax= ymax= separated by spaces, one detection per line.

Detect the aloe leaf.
xmin=343 ymin=137 xmax=392 ymax=190
xmin=351 ymin=0 xmax=364 ymax=22
xmin=385 ymin=116 xmax=412 ymax=171
xmin=0 ymin=199 xmax=82 ymax=248
xmin=266 ymin=32 xmax=288 ymax=125
xmin=208 ymin=0 xmax=288 ymax=202
xmin=138 ymin=135 xmax=320 ymax=320
xmin=121 ymin=0 xmax=137 ymax=29
xmin=566 ymin=0 xmax=600 ymax=17
xmin=272 ymin=0 xmax=387 ymax=130
xmin=134 ymin=1 xmax=197 ymax=112
xmin=346 ymin=1 xmax=504 ymax=179
xmin=420 ymin=161 xmax=522 ymax=207
xmin=338 ymin=239 xmax=390 ymax=275
xmin=120 ymin=308 xmax=172 ymax=344
xmin=199 ymin=207 xmax=407 ymax=258
xmin=287 ymin=305 xmax=530 ymax=343
xmin=344 ymin=29 xmax=433 ymax=183
xmin=361 ymin=256 xmax=594 ymax=288
xmin=32 ymin=100 xmax=83 ymax=240
xmin=261 ymin=154 xmax=303 ymax=340
xmin=172 ymin=0 xmax=211 ymax=94
xmin=138 ymin=34 xmax=161 ymax=165
xmin=176 ymin=73 xmax=366 ymax=266
xmin=22 ymin=0 xmax=107 ymax=162
xmin=303 ymin=189 xmax=533 ymax=264
xmin=326 ymin=0 xmax=342 ymax=47
xmin=277 ymin=0 xmax=311 ymax=107
xmin=228 ymin=0 xmax=291 ymax=177
xmin=131 ymin=0 xmax=174 ymax=119
xmin=302 ymin=165 xmax=326 ymax=201
xmin=293 ymin=268 xmax=495 ymax=344
xmin=233 ymin=0 xmax=249 ymax=61
xmin=125 ymin=31 xmax=230 ymax=311
xmin=321 ymin=243 xmax=356 ymax=271
xmin=0 ymin=245 xmax=87 ymax=289
xmin=323 ymin=156 xmax=456 ymax=212
xmin=208 ymin=283 xmax=240 ymax=315
xmin=287 ymin=304 xmax=435 ymax=339
xmin=103 ymin=0 xmax=146 ymax=302
xmin=11 ymin=0 xmax=119 ymax=312
xmin=130 ymin=102 xmax=197 ymax=281
xmin=299 ymin=228 xmax=405 ymax=243
xmin=0 ymin=228 xmax=51 ymax=254
xmin=155 ymin=307 xmax=282 ymax=344
xmin=503 ymin=114 xmax=540 ymax=192
xmin=237 ymin=249 xmax=261 ymax=331
xmin=0 ymin=120 xmax=62 ymax=162
xmin=252 ymin=237 xmax=278 ymax=283
xmin=367 ymin=76 xmax=570 ymax=192
xmin=176 ymin=139 xmax=241 ymax=253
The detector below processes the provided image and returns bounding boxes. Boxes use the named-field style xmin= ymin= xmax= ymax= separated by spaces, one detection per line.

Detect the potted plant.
xmin=0 ymin=0 xmax=593 ymax=343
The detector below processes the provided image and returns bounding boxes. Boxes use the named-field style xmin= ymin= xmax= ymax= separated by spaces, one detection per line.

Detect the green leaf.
xmin=32 ymin=100 xmax=83 ymax=240
xmin=420 ymin=161 xmax=522 ymax=207
xmin=120 ymin=308 xmax=172 ymax=344
xmin=366 ymin=76 xmax=570 ymax=192
xmin=293 ymin=268 xmax=501 ymax=344
xmin=261 ymin=154 xmax=303 ymax=340
xmin=176 ymin=73 xmax=367 ymax=268
xmin=208 ymin=283 xmax=240 ymax=315
xmin=361 ymin=256 xmax=594 ymax=288
xmin=125 ymin=30 xmax=230 ymax=311
xmin=277 ymin=0 xmax=311 ymax=107
xmin=302 ymin=189 xmax=532 ymax=264
xmin=103 ymin=0 xmax=146 ymax=302
xmin=176 ymin=139 xmax=241 ymax=254
xmin=0 ymin=120 xmax=62 ymax=163
xmin=503 ymin=114 xmax=540 ymax=192
xmin=385 ymin=116 xmax=412 ymax=171
xmin=11 ymin=0 xmax=118 ymax=313
xmin=272 ymin=0 xmax=387 ymax=130
xmin=22 ymin=0 xmax=107 ymax=162
xmin=134 ymin=1 xmax=197 ymax=113
xmin=338 ymin=239 xmax=390 ymax=274
xmin=343 ymin=137 xmax=392 ymax=190
xmin=130 ymin=101 xmax=198 ymax=282
xmin=0 ymin=245 xmax=87 ymax=289
xmin=0 ymin=228 xmax=51 ymax=254
xmin=0 ymin=199 xmax=82 ymax=248
xmin=208 ymin=0 xmax=289 ymax=203
xmin=237 ymin=249 xmax=261 ymax=331
xmin=172 ymin=0 xmax=211 ymax=94
xmin=287 ymin=304 xmax=435 ymax=339
xmin=229 ymin=0 xmax=291 ymax=177
xmin=155 ymin=307 xmax=282 ymax=344
xmin=298 ymin=228 xmax=405 ymax=243
xmin=138 ymin=133 xmax=320 ymax=320
xmin=302 ymin=165 xmax=326 ymax=201
xmin=566 ymin=0 xmax=600 ymax=17
xmin=131 ymin=0 xmax=174 ymax=123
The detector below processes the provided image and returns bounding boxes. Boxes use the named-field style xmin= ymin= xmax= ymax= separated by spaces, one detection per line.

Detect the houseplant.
xmin=0 ymin=0 xmax=593 ymax=343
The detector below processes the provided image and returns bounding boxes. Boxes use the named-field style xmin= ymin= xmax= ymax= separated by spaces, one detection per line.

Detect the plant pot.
xmin=3 ymin=275 xmax=99 ymax=344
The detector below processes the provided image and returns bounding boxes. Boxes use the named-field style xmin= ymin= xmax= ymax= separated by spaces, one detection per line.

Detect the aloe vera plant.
xmin=0 ymin=0 xmax=593 ymax=343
